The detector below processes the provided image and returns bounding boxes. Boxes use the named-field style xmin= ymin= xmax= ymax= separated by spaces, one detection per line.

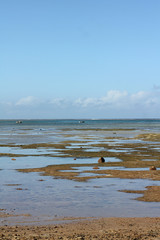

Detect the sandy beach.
xmin=1 ymin=217 xmax=160 ymax=239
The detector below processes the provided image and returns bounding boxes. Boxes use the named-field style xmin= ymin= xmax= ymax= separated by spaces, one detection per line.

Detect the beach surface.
xmin=1 ymin=217 xmax=160 ymax=239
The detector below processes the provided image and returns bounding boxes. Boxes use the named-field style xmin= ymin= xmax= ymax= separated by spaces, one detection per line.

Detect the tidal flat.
xmin=1 ymin=121 xmax=160 ymax=226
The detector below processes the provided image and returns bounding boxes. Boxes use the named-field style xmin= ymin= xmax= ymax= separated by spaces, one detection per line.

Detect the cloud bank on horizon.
xmin=1 ymin=89 xmax=160 ymax=119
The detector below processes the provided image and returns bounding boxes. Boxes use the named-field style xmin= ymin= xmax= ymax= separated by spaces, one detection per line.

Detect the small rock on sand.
xmin=149 ymin=166 xmax=156 ymax=170
xmin=98 ymin=157 xmax=105 ymax=163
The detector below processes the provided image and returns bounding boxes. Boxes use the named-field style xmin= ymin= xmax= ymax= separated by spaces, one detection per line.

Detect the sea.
xmin=1 ymin=118 xmax=160 ymax=130
xmin=0 ymin=119 xmax=160 ymax=225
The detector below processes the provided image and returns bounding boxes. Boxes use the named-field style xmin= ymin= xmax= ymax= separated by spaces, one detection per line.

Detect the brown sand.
xmin=0 ymin=217 xmax=160 ymax=239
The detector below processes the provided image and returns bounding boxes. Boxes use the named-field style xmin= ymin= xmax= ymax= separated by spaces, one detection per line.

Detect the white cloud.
xmin=74 ymin=90 xmax=128 ymax=108
xmin=74 ymin=97 xmax=98 ymax=107
xmin=73 ymin=89 xmax=160 ymax=118
xmin=130 ymin=91 xmax=148 ymax=102
xmin=101 ymin=90 xmax=128 ymax=102
xmin=0 ymin=101 xmax=13 ymax=107
xmin=1 ymin=89 xmax=160 ymax=119
xmin=75 ymin=90 xmax=160 ymax=109
xmin=15 ymin=96 xmax=39 ymax=106
xmin=49 ymin=98 xmax=69 ymax=106
xmin=99 ymin=90 xmax=128 ymax=106
xmin=153 ymin=84 xmax=160 ymax=90
xmin=130 ymin=90 xmax=160 ymax=108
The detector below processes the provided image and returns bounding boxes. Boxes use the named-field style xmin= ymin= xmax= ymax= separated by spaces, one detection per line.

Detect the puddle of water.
xmin=152 ymin=147 xmax=160 ymax=151
xmin=0 ymin=156 xmax=121 ymax=171
xmin=53 ymin=157 xmax=120 ymax=165
xmin=122 ymin=167 xmax=160 ymax=171
xmin=0 ymin=146 xmax=44 ymax=155
xmin=1 ymin=170 xmax=160 ymax=226
xmin=106 ymin=158 xmax=122 ymax=162
xmin=84 ymin=147 xmax=105 ymax=152
xmin=142 ymin=159 xmax=156 ymax=161
xmin=60 ymin=166 xmax=160 ymax=179
xmin=78 ymin=172 xmax=107 ymax=177
xmin=107 ymin=148 xmax=136 ymax=153
xmin=68 ymin=142 xmax=93 ymax=146
xmin=0 ymin=146 xmax=67 ymax=156
xmin=0 ymin=156 xmax=56 ymax=170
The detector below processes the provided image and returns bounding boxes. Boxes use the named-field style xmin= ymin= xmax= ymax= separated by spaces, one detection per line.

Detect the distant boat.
xmin=16 ymin=120 xmax=22 ymax=124
xmin=79 ymin=120 xmax=85 ymax=123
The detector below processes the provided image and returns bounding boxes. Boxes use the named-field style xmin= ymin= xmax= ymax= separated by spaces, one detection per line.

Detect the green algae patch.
xmin=62 ymin=128 xmax=136 ymax=131
xmin=18 ymin=164 xmax=92 ymax=181
xmin=17 ymin=159 xmax=160 ymax=182
xmin=120 ymin=185 xmax=160 ymax=202
xmin=1 ymin=132 xmax=160 ymax=161
xmin=59 ymin=146 xmax=160 ymax=161
xmin=19 ymin=143 xmax=69 ymax=149
xmin=135 ymin=133 xmax=160 ymax=141
xmin=87 ymin=169 xmax=160 ymax=181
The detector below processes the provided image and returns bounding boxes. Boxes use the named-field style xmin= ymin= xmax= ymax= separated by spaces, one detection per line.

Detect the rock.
xmin=150 ymin=166 xmax=156 ymax=170
xmin=98 ymin=157 xmax=105 ymax=163
xmin=93 ymin=166 xmax=100 ymax=169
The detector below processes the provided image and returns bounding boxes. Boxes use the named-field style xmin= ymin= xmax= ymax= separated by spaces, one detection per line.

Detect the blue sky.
xmin=1 ymin=0 xmax=160 ymax=119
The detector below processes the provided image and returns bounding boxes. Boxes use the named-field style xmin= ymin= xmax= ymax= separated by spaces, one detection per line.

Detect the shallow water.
xmin=1 ymin=119 xmax=160 ymax=225
xmin=1 ymin=155 xmax=160 ymax=225
xmin=1 ymin=168 xmax=160 ymax=225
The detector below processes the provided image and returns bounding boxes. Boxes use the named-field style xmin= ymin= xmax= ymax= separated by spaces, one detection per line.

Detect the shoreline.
xmin=1 ymin=217 xmax=160 ymax=239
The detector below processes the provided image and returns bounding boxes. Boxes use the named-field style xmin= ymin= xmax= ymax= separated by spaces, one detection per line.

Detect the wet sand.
xmin=1 ymin=217 xmax=160 ymax=239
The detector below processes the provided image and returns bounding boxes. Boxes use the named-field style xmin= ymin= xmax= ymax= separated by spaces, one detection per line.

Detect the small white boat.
xmin=16 ymin=120 xmax=22 ymax=124
xmin=79 ymin=120 xmax=85 ymax=123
